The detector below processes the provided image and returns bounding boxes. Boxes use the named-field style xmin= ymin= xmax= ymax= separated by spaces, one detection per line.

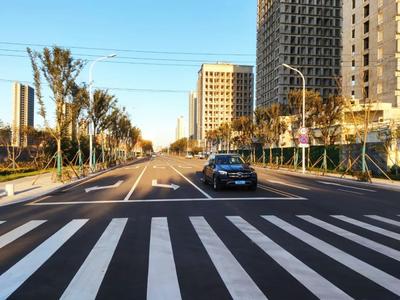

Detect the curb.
xmin=0 ymin=159 xmax=144 ymax=208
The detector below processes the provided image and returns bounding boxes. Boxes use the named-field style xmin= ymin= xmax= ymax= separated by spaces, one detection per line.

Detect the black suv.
xmin=203 ymin=154 xmax=257 ymax=191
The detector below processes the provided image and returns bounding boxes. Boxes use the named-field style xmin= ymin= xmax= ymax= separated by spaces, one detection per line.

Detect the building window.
xmin=364 ymin=21 xmax=369 ymax=34
xmin=352 ymin=14 xmax=356 ymax=24
xmin=364 ymin=4 xmax=369 ymax=18
xmin=364 ymin=37 xmax=369 ymax=50
xmin=363 ymin=54 xmax=369 ymax=66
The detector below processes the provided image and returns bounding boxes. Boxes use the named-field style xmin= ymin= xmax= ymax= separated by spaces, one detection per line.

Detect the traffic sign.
xmin=299 ymin=127 xmax=308 ymax=135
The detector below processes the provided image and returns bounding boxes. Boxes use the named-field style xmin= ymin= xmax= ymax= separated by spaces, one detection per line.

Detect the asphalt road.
xmin=0 ymin=155 xmax=400 ymax=299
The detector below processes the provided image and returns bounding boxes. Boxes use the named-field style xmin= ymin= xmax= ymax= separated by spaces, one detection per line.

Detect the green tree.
xmin=27 ymin=46 xmax=85 ymax=180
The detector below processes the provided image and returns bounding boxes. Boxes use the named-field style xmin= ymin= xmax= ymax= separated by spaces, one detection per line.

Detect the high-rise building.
xmin=176 ymin=116 xmax=185 ymax=140
xmin=342 ymin=0 xmax=400 ymax=108
xmin=188 ymin=91 xmax=199 ymax=140
xmin=256 ymin=0 xmax=342 ymax=107
xmin=197 ymin=63 xmax=254 ymax=143
xmin=11 ymin=82 xmax=34 ymax=147
xmin=62 ymin=103 xmax=77 ymax=139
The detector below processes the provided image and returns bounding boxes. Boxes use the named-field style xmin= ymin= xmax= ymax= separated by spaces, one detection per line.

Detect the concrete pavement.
xmin=0 ymin=155 xmax=399 ymax=299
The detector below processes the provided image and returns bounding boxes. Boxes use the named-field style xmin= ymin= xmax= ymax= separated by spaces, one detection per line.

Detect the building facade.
xmin=176 ymin=116 xmax=185 ymax=140
xmin=197 ymin=63 xmax=254 ymax=144
xmin=188 ymin=91 xmax=199 ymax=140
xmin=11 ymin=82 xmax=34 ymax=147
xmin=342 ymin=0 xmax=400 ymax=108
xmin=256 ymin=0 xmax=342 ymax=107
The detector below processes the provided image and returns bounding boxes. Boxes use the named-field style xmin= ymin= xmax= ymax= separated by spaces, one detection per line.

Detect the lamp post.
xmin=88 ymin=53 xmax=116 ymax=172
xmin=282 ymin=63 xmax=306 ymax=174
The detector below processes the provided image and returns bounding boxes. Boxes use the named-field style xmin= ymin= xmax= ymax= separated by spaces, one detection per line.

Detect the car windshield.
xmin=215 ymin=156 xmax=245 ymax=165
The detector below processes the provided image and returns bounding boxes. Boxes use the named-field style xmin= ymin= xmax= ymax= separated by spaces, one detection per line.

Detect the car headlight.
xmin=218 ymin=170 xmax=228 ymax=176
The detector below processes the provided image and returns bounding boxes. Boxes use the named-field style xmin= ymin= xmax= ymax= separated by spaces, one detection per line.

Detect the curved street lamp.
xmin=282 ymin=63 xmax=306 ymax=174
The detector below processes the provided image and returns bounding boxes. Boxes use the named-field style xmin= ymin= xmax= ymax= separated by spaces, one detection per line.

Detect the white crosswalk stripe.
xmin=0 ymin=215 xmax=400 ymax=298
xmin=299 ymin=215 xmax=400 ymax=262
xmin=227 ymin=216 xmax=352 ymax=299
xmin=332 ymin=215 xmax=400 ymax=241
xmin=147 ymin=217 xmax=182 ymax=300
xmin=191 ymin=216 xmax=267 ymax=300
xmin=263 ymin=215 xmax=400 ymax=297
xmin=0 ymin=220 xmax=47 ymax=249
xmin=0 ymin=219 xmax=88 ymax=299
xmin=60 ymin=218 xmax=127 ymax=300
xmin=365 ymin=215 xmax=400 ymax=227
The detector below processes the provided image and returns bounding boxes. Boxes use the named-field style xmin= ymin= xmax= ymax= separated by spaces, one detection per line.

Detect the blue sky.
xmin=0 ymin=0 xmax=256 ymax=147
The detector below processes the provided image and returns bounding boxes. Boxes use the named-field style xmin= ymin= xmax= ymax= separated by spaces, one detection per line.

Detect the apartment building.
xmin=188 ymin=91 xmax=199 ymax=140
xmin=197 ymin=63 xmax=254 ymax=144
xmin=256 ymin=0 xmax=342 ymax=107
xmin=176 ymin=116 xmax=185 ymax=140
xmin=11 ymin=82 xmax=34 ymax=147
xmin=342 ymin=0 xmax=400 ymax=108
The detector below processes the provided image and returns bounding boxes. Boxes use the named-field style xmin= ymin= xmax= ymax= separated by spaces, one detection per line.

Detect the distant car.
xmin=196 ymin=152 xmax=206 ymax=159
xmin=151 ymin=153 xmax=157 ymax=159
xmin=203 ymin=154 xmax=257 ymax=191
xmin=185 ymin=153 xmax=193 ymax=159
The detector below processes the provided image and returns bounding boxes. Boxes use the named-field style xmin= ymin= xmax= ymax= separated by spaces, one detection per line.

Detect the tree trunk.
xmin=269 ymin=145 xmax=273 ymax=167
xmin=323 ymin=147 xmax=327 ymax=175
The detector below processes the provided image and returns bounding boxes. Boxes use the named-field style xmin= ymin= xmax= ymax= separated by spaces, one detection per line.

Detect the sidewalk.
xmin=0 ymin=172 xmax=63 ymax=207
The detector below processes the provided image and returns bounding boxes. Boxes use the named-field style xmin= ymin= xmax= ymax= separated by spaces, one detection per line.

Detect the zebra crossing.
xmin=0 ymin=214 xmax=400 ymax=299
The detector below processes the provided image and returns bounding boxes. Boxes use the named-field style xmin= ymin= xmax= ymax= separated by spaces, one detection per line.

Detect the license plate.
xmin=235 ymin=180 xmax=246 ymax=185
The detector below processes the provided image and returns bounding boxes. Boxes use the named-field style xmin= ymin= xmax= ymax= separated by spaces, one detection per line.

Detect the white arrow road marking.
xmin=317 ymin=181 xmax=376 ymax=192
xmin=152 ymin=180 xmax=180 ymax=190
xmin=178 ymin=165 xmax=192 ymax=169
xmin=267 ymin=179 xmax=310 ymax=190
xmin=85 ymin=180 xmax=124 ymax=193
xmin=153 ymin=165 xmax=166 ymax=169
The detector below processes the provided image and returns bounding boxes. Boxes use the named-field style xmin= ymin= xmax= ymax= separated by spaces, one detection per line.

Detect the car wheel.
xmin=203 ymin=172 xmax=208 ymax=185
xmin=213 ymin=175 xmax=221 ymax=191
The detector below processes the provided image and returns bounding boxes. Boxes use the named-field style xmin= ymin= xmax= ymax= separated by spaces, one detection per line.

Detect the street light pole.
xmin=88 ymin=53 xmax=116 ymax=173
xmin=282 ymin=63 xmax=306 ymax=174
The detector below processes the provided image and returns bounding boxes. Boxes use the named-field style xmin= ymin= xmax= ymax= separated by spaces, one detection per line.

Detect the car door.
xmin=205 ymin=155 xmax=215 ymax=180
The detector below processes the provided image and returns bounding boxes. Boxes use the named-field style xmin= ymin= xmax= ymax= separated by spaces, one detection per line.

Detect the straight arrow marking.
xmin=85 ymin=180 xmax=124 ymax=193
xmin=152 ymin=179 xmax=180 ymax=190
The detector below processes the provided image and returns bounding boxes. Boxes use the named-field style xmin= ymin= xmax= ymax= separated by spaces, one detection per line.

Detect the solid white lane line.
xmin=332 ymin=215 xmax=400 ymax=241
xmin=147 ymin=217 xmax=181 ymax=300
xmin=0 ymin=220 xmax=47 ymax=249
xmin=227 ymin=216 xmax=351 ymax=299
xmin=263 ymin=215 xmax=400 ymax=296
xmin=124 ymin=163 xmax=148 ymax=201
xmin=190 ymin=216 xmax=267 ymax=300
xmin=61 ymin=218 xmax=127 ymax=300
xmin=318 ymin=181 xmax=376 ymax=192
xmin=365 ymin=215 xmax=400 ymax=227
xmin=266 ymin=179 xmax=310 ymax=190
xmin=28 ymin=197 xmax=307 ymax=206
xmin=337 ymin=189 xmax=364 ymax=196
xmin=0 ymin=219 xmax=88 ymax=299
xmin=168 ymin=164 xmax=212 ymax=199
xmin=299 ymin=215 xmax=400 ymax=262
